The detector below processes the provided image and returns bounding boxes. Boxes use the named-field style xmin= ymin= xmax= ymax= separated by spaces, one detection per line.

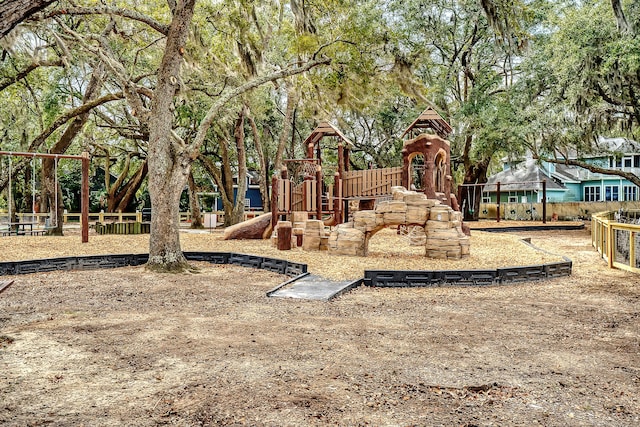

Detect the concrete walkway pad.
xmin=268 ymin=274 xmax=361 ymax=301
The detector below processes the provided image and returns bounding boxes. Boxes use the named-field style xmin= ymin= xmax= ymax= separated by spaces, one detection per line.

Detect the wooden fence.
xmin=342 ymin=167 xmax=403 ymax=198
xmin=592 ymin=210 xmax=640 ymax=274
xmin=277 ymin=178 xmax=335 ymax=216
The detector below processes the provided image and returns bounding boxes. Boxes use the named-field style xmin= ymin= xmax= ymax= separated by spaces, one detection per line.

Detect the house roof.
xmin=401 ymin=107 xmax=452 ymax=139
xmin=594 ymin=136 xmax=640 ymax=155
xmin=302 ymin=121 xmax=354 ymax=149
xmin=551 ymin=163 xmax=581 ymax=183
xmin=549 ymin=137 xmax=640 ymax=160
xmin=483 ymin=159 xmax=567 ymax=192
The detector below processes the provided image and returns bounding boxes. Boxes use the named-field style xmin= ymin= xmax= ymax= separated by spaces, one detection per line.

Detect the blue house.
xmin=545 ymin=137 xmax=640 ymax=202
xmin=483 ymin=137 xmax=640 ymax=203
xmin=482 ymin=158 xmax=568 ymax=203
xmin=212 ymin=171 xmax=264 ymax=211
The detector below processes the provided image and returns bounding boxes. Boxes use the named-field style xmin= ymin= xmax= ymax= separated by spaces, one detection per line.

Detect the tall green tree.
xmin=387 ymin=0 xmax=534 ymax=218
xmin=516 ymin=0 xmax=640 ymax=186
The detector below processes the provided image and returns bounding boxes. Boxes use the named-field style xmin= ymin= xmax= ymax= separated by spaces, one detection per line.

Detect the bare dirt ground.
xmin=1 ymin=225 xmax=639 ymax=426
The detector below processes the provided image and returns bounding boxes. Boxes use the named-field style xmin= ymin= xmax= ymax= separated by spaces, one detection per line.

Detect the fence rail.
xmin=0 ymin=211 xmax=264 ymax=228
xmin=592 ymin=210 xmax=640 ymax=273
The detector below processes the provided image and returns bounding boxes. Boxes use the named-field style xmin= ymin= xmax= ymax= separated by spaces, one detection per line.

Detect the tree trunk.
xmin=231 ymin=106 xmax=248 ymax=225
xmin=41 ymin=64 xmax=104 ymax=235
xmin=461 ymin=134 xmax=490 ymax=221
xmin=0 ymin=0 xmax=55 ymax=37
xmin=610 ymin=0 xmax=632 ymax=34
xmin=247 ymin=108 xmax=270 ymax=212
xmin=461 ymin=162 xmax=489 ymax=221
xmin=275 ymin=84 xmax=298 ymax=172
xmin=105 ymin=157 xmax=148 ymax=213
xmin=188 ymin=171 xmax=204 ymax=228
xmin=220 ymin=133 xmax=235 ymax=227
xmin=197 ymin=153 xmax=234 ymax=224
xmin=146 ymin=0 xmax=195 ymax=272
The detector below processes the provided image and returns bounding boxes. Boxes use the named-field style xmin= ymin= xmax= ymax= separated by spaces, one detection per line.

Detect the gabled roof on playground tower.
xmin=402 ymin=107 xmax=453 ymax=140
xmin=302 ymin=121 xmax=354 ymax=148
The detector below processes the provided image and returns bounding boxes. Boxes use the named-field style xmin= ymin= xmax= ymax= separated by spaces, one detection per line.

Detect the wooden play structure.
xmin=270 ymin=107 xmax=457 ymax=229
xmin=264 ymin=108 xmax=470 ymax=259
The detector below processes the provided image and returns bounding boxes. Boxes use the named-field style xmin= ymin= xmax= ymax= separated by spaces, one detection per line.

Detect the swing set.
xmin=0 ymin=151 xmax=90 ymax=242
xmin=459 ymin=180 xmax=548 ymax=223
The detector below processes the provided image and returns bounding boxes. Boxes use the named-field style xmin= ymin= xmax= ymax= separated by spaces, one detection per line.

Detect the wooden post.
xmin=316 ymin=166 xmax=322 ymax=220
xmin=277 ymin=221 xmax=292 ymax=250
xmin=607 ymin=222 xmax=614 ymax=268
xmin=401 ymin=151 xmax=410 ymax=190
xmin=496 ymin=182 xmax=501 ymax=223
xmin=337 ymin=142 xmax=344 ymax=179
xmin=333 ymin=172 xmax=342 ymax=224
xmin=81 ymin=152 xmax=89 ymax=243
xmin=316 ymin=144 xmax=322 ymax=166
xmin=271 ymin=175 xmax=278 ymax=229
xmin=542 ymin=179 xmax=547 ymax=224
xmin=630 ymin=231 xmax=636 ymax=269
xmin=344 ymin=147 xmax=350 ymax=172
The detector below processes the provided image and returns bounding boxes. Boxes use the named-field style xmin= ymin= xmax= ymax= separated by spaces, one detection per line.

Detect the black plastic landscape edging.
xmin=471 ymin=223 xmax=585 ymax=233
xmin=0 ymin=239 xmax=572 ymax=293
xmin=363 ymin=237 xmax=573 ymax=287
xmin=363 ymin=259 xmax=572 ymax=287
xmin=0 ymin=252 xmax=307 ymax=278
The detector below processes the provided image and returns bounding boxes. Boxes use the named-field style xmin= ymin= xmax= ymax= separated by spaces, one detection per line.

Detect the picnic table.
xmin=2 ymin=222 xmax=46 ymax=236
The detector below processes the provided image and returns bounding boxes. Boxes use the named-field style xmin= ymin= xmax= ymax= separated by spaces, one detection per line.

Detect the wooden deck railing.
xmin=592 ymin=210 xmax=640 ymax=273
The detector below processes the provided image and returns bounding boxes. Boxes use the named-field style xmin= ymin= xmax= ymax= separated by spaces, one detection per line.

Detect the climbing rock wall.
xmin=326 ymin=187 xmax=470 ymax=259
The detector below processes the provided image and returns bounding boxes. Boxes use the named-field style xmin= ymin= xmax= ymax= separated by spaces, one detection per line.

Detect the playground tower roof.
xmin=302 ymin=122 xmax=354 ymax=149
xmin=402 ymin=107 xmax=452 ymax=139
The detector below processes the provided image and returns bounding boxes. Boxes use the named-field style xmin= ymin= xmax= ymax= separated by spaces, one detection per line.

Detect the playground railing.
xmin=592 ymin=210 xmax=640 ymax=273
xmin=343 ymin=167 xmax=403 ymax=198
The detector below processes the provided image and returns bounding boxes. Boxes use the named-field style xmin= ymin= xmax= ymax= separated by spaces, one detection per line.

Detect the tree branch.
xmin=189 ymin=56 xmax=331 ymax=158
xmin=537 ymin=154 xmax=640 ymax=188
xmin=0 ymin=59 xmax=63 ymax=92
xmin=33 ymin=6 xmax=170 ymax=35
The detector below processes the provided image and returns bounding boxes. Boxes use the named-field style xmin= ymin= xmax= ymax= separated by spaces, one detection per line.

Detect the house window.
xmin=610 ymin=157 xmax=623 ymax=168
xmin=624 ymin=185 xmax=638 ymax=201
xmin=508 ymin=195 xmax=518 ymax=203
xmin=605 ymin=185 xmax=619 ymax=201
xmin=584 ymin=186 xmax=601 ymax=202
xmin=482 ymin=196 xmax=491 ymax=203
xmin=623 ymin=157 xmax=633 ymax=169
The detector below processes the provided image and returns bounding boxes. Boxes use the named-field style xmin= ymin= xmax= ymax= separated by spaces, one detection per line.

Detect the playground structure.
xmin=0 ymin=151 xmax=90 ymax=242
xmin=270 ymin=107 xmax=457 ymax=227
xmin=268 ymin=108 xmax=470 ymax=259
